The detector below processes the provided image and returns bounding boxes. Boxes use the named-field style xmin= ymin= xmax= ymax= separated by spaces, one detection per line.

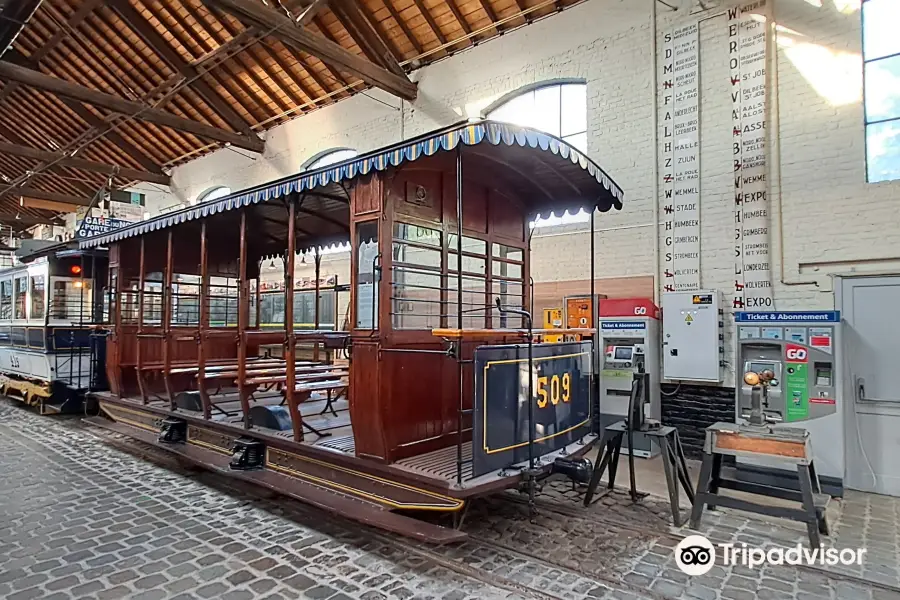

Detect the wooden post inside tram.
xmin=237 ymin=213 xmax=251 ymax=428
xmin=162 ymin=231 xmax=175 ymax=409
xmin=313 ymin=248 xmax=321 ymax=362
xmin=285 ymin=199 xmax=302 ymax=441
xmin=136 ymin=238 xmax=147 ymax=403
xmin=198 ymin=221 xmax=212 ymax=420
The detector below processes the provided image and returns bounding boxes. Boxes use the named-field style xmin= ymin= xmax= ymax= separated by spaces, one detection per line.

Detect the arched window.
xmin=486 ymin=82 xmax=589 ymax=227
xmin=486 ymin=82 xmax=587 ymax=152
xmin=195 ymin=185 xmax=231 ymax=205
xmin=303 ymin=148 xmax=358 ymax=170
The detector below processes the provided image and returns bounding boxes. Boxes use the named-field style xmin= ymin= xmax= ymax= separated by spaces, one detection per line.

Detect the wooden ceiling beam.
xmin=0 ymin=0 xmax=105 ymax=106
xmin=0 ymin=213 xmax=55 ymax=226
xmin=200 ymin=0 xmax=416 ymax=100
xmin=446 ymin=1 xmax=474 ymax=41
xmin=0 ymin=61 xmax=265 ymax=152
xmin=478 ymin=0 xmax=500 ymax=25
xmin=381 ymin=0 xmax=423 ymax=55
xmin=61 ymin=99 xmax=163 ymax=174
xmin=330 ymin=0 xmax=405 ymax=78
xmin=19 ymin=197 xmax=81 ymax=213
xmin=311 ymin=16 xmax=355 ymax=89
xmin=0 ymin=140 xmax=171 ymax=186
xmin=108 ymin=0 xmax=255 ymax=138
xmin=0 ymin=185 xmax=93 ymax=207
xmin=409 ymin=0 xmax=448 ymax=46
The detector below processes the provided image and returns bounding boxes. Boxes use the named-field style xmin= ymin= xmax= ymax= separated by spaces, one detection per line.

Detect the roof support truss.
xmin=109 ymin=0 xmax=255 ymax=138
xmin=0 ymin=61 xmax=265 ymax=152
xmin=200 ymin=0 xmax=416 ymax=101
xmin=0 ymin=140 xmax=171 ymax=185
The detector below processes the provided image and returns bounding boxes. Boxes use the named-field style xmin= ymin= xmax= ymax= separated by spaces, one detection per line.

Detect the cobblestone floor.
xmin=1 ymin=398 xmax=899 ymax=600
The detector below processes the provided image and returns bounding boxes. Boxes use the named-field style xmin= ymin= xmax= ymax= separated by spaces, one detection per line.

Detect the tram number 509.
xmin=536 ymin=373 xmax=571 ymax=408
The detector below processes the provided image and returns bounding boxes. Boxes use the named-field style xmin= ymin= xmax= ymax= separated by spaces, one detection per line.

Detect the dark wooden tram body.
xmin=85 ymin=121 xmax=624 ymax=542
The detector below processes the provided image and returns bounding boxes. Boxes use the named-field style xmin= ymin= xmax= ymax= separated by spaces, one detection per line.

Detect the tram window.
xmin=172 ymin=275 xmax=200 ymax=325
xmin=50 ymin=279 xmax=93 ymax=321
xmin=355 ymin=221 xmax=379 ymax=329
xmin=393 ymin=242 xmax=441 ymax=269
xmin=142 ymin=278 xmax=163 ymax=325
xmin=14 ymin=276 xmax=27 ymax=319
xmin=492 ymin=279 xmax=525 ymax=328
xmin=0 ymin=279 xmax=10 ymax=320
xmin=392 ymin=267 xmax=442 ymax=329
xmin=248 ymin=280 xmax=257 ymax=327
xmin=447 ymin=274 xmax=487 ymax=328
xmin=448 ymin=234 xmax=487 ymax=256
xmin=208 ymin=277 xmax=239 ymax=327
xmin=492 ymin=261 xmax=522 ymax=279
xmin=493 ymin=243 xmax=524 ymax=263
xmin=448 ymin=253 xmax=486 ymax=275
xmin=393 ymin=223 xmax=441 ymax=247
xmin=30 ymin=275 xmax=45 ymax=320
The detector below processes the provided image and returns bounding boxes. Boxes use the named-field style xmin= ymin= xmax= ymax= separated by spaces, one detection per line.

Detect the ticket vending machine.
xmin=598 ymin=298 xmax=661 ymax=457
xmin=734 ymin=311 xmax=844 ymax=493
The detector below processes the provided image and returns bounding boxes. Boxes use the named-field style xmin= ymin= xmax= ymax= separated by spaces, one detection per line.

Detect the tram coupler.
xmin=229 ymin=437 xmax=266 ymax=471
xmin=158 ymin=418 xmax=187 ymax=444
xmin=551 ymin=456 xmax=593 ymax=485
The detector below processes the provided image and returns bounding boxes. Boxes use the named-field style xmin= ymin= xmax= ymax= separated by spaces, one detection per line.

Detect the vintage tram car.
xmin=83 ymin=121 xmax=624 ymax=541
xmin=0 ymin=240 xmax=107 ymax=414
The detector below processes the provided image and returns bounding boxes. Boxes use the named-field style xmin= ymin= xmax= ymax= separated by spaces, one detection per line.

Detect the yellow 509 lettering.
xmin=536 ymin=372 xmax=571 ymax=408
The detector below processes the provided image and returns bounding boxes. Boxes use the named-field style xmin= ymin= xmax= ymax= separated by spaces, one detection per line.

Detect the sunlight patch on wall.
xmin=777 ymin=35 xmax=861 ymax=106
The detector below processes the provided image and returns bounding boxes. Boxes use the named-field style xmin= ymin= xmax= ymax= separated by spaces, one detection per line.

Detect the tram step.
xmin=83 ymin=416 xmax=467 ymax=545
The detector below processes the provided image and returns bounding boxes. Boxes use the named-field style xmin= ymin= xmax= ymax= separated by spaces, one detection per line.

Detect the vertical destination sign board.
xmin=729 ymin=0 xmax=773 ymax=310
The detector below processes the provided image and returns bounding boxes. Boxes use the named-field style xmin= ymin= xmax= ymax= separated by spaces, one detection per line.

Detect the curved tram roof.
xmin=79 ymin=120 xmax=624 ymax=251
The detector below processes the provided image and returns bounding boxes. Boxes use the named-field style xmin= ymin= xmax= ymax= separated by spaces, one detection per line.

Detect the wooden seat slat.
xmin=201 ymin=363 xmax=340 ymax=381
xmin=296 ymin=380 xmax=347 ymax=393
xmin=246 ymin=370 xmax=348 ymax=386
xmin=170 ymin=359 xmax=314 ymax=375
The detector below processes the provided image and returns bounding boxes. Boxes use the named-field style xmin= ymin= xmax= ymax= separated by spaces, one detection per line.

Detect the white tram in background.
xmin=0 ymin=241 xmax=108 ymax=413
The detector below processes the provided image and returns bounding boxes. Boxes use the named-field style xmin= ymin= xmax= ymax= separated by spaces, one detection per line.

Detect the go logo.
xmin=785 ymin=345 xmax=808 ymax=362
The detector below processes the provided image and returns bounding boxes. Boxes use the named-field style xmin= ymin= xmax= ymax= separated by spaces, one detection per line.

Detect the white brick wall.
xmin=135 ymin=0 xmax=900 ymax=386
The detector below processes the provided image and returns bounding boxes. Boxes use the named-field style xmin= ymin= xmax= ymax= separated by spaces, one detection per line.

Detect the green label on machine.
xmin=784 ymin=361 xmax=808 ymax=422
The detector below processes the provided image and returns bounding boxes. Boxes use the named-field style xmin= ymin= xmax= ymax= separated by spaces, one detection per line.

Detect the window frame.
xmin=302 ymin=148 xmax=359 ymax=171
xmin=862 ymin=0 xmax=900 ymax=183
xmin=484 ymin=80 xmax=587 ymax=151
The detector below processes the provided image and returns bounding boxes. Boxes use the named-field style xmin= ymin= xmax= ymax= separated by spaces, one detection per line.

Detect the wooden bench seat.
xmin=171 ymin=359 xmax=314 ymax=376
xmin=295 ymin=380 xmax=347 ymax=394
xmin=141 ymin=358 xmax=242 ymax=372
xmin=246 ymin=369 xmax=348 ymax=386
xmin=205 ymin=363 xmax=340 ymax=381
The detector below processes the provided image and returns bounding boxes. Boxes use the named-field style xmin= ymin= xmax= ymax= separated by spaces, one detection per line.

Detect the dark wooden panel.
xmin=388 ymin=168 xmax=444 ymax=224
xmin=379 ymin=335 xmax=524 ymax=462
xmin=462 ymin=181 xmax=488 ymax=234
xmin=349 ymin=340 xmax=387 ymax=461
xmin=490 ymin=188 xmax=525 ymax=242
xmin=352 ymin=174 xmax=382 ymax=216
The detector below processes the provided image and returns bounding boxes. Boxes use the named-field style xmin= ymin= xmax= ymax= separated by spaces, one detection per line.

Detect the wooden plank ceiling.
xmin=0 ymin=0 xmax=584 ymax=230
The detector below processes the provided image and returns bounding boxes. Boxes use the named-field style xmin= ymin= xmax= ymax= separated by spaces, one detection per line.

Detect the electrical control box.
xmin=662 ymin=290 xmax=723 ymax=382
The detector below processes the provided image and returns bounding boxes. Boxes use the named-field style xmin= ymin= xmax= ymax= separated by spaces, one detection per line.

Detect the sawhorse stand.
xmin=689 ymin=422 xmax=830 ymax=547
xmin=583 ymin=421 xmax=694 ymax=526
